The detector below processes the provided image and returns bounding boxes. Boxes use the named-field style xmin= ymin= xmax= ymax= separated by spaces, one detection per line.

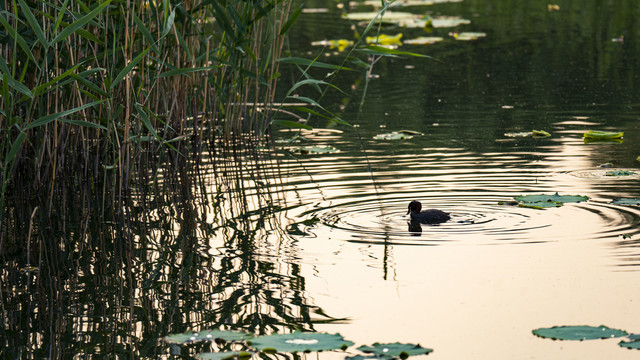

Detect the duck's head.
xmin=407 ymin=200 xmax=422 ymax=214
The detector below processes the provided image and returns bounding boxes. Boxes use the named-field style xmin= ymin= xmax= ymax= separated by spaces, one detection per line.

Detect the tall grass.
xmin=0 ymin=0 xmax=295 ymax=238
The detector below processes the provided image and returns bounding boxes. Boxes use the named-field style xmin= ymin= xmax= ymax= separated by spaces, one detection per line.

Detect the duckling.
xmin=407 ymin=200 xmax=450 ymax=224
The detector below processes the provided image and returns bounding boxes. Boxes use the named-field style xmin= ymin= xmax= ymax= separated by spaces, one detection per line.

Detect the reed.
xmin=0 ymin=0 xmax=295 ymax=237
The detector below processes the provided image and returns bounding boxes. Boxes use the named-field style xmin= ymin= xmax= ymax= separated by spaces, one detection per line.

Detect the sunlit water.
xmin=221 ymin=1 xmax=640 ymax=359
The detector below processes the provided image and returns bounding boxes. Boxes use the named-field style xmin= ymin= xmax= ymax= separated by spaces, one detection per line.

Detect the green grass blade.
xmin=280 ymin=4 xmax=302 ymax=35
xmin=53 ymin=0 xmax=71 ymax=34
xmin=358 ymin=45 xmax=434 ymax=59
xmin=0 ymin=54 xmax=34 ymax=99
xmin=271 ymin=120 xmax=312 ymax=130
xmin=110 ymin=46 xmax=152 ymax=90
xmin=32 ymin=63 xmax=82 ymax=97
xmin=278 ymin=57 xmax=353 ymax=71
xmin=157 ymin=66 xmax=219 ymax=78
xmin=160 ymin=7 xmax=175 ymax=39
xmin=5 ymin=131 xmax=27 ymax=166
xmin=24 ymin=100 xmax=105 ymax=130
xmin=58 ymin=119 xmax=107 ymax=130
xmin=51 ymin=0 xmax=112 ymax=45
xmin=18 ymin=0 xmax=49 ymax=50
xmin=0 ymin=13 xmax=38 ymax=66
xmin=133 ymin=13 xmax=159 ymax=54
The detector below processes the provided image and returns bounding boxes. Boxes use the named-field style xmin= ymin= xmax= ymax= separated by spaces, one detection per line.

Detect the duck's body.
xmin=407 ymin=200 xmax=450 ymax=224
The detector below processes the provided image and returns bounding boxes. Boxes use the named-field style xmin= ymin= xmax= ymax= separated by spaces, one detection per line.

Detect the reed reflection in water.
xmin=0 ymin=145 xmax=341 ymax=359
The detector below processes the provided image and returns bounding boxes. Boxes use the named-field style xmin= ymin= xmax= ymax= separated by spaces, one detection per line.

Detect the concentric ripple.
xmin=272 ymin=134 xmax=640 ymax=247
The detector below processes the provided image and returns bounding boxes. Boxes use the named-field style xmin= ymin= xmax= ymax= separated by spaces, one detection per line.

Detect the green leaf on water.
xmin=403 ymin=36 xmax=444 ymax=45
xmin=605 ymin=170 xmax=636 ymax=176
xmin=374 ymin=130 xmax=422 ymax=140
xmin=357 ymin=342 xmax=433 ymax=358
xmin=583 ymin=130 xmax=623 ymax=140
xmin=532 ymin=325 xmax=628 ymax=341
xmin=504 ymin=130 xmax=551 ymax=138
xmin=611 ymin=198 xmax=640 ymax=205
xmin=452 ymin=32 xmax=487 ymax=41
xmin=619 ymin=339 xmax=640 ymax=350
xmin=518 ymin=201 xmax=562 ymax=209
xmin=294 ymin=145 xmax=339 ymax=154
xmin=248 ymin=331 xmax=354 ymax=353
xmin=163 ymin=330 xmax=252 ymax=344
xmin=197 ymin=351 xmax=254 ymax=360
xmin=514 ymin=193 xmax=588 ymax=204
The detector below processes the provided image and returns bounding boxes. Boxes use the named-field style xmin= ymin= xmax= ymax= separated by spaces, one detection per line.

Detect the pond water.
xmin=5 ymin=0 xmax=640 ymax=359
xmin=269 ymin=0 xmax=640 ymax=358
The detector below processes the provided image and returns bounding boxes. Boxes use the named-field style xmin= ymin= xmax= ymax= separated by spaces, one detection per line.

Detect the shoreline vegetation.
xmin=0 ymin=0 xmax=297 ymax=246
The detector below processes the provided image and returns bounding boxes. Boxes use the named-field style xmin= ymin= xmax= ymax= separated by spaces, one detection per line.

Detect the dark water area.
xmin=3 ymin=0 xmax=640 ymax=359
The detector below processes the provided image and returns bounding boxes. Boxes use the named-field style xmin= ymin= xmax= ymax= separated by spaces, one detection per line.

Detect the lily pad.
xmin=249 ymin=332 xmax=354 ymax=353
xmin=357 ymin=342 xmax=433 ymax=358
xmin=290 ymin=145 xmax=339 ymax=155
xmin=451 ymin=32 xmax=487 ymax=41
xmin=611 ymin=198 xmax=640 ymax=205
xmin=605 ymin=170 xmax=636 ymax=176
xmin=366 ymin=33 xmax=403 ymax=45
xmin=504 ymin=130 xmax=550 ymax=138
xmin=619 ymin=339 xmax=640 ymax=349
xmin=343 ymin=11 xmax=416 ymax=22
xmin=532 ymin=325 xmax=628 ymax=341
xmin=164 ymin=330 xmax=252 ymax=344
xmin=583 ymin=130 xmax=624 ymax=140
xmin=403 ymin=36 xmax=444 ymax=45
xmin=311 ymin=39 xmax=354 ymax=51
xmin=374 ymin=132 xmax=414 ymax=140
xmin=198 ymin=352 xmax=254 ymax=360
xmin=514 ymin=193 xmax=588 ymax=204
xmin=518 ymin=201 xmax=563 ymax=209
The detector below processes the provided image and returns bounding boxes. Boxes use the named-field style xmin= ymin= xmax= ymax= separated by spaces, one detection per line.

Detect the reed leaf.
xmin=51 ymin=0 xmax=112 ymax=45
xmin=24 ymin=100 xmax=106 ymax=130
xmin=17 ymin=0 xmax=49 ymax=50
xmin=110 ymin=46 xmax=152 ymax=90
xmin=280 ymin=4 xmax=302 ymax=35
xmin=156 ymin=66 xmax=220 ymax=78
xmin=278 ymin=57 xmax=353 ymax=71
xmin=0 ymin=13 xmax=38 ymax=66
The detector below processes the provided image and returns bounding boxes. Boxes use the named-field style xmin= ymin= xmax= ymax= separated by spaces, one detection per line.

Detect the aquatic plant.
xmin=0 ymin=0 xmax=302 ymax=240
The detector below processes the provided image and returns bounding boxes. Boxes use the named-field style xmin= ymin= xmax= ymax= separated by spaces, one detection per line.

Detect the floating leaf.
xmin=451 ymin=32 xmax=487 ymax=41
xmin=518 ymin=201 xmax=562 ymax=209
xmin=532 ymin=130 xmax=551 ymax=137
xmin=363 ymin=0 xmax=463 ymax=6
xmin=514 ymin=193 xmax=588 ymax=204
xmin=311 ymin=39 xmax=354 ymax=51
xmin=605 ymin=170 xmax=636 ymax=176
xmin=504 ymin=130 xmax=550 ymax=138
xmin=357 ymin=342 xmax=433 ymax=358
xmin=163 ymin=330 xmax=252 ymax=344
xmin=249 ymin=332 xmax=354 ymax=353
xmin=198 ymin=352 xmax=254 ymax=360
xmin=611 ymin=198 xmax=640 ymax=206
xmin=403 ymin=36 xmax=444 ymax=45
xmin=293 ymin=145 xmax=340 ymax=154
xmin=583 ymin=130 xmax=623 ymax=140
xmin=533 ymin=325 xmax=628 ymax=341
xmin=366 ymin=33 xmax=403 ymax=45
xmin=504 ymin=132 xmax=533 ymax=138
xmin=343 ymin=11 xmax=416 ymax=22
xmin=619 ymin=339 xmax=640 ymax=350
xmin=373 ymin=131 xmax=419 ymax=140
